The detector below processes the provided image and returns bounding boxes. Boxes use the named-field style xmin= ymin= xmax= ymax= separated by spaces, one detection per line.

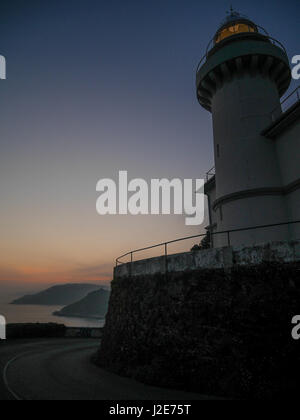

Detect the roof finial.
xmin=226 ymin=5 xmax=240 ymax=18
xmin=227 ymin=5 xmax=235 ymax=16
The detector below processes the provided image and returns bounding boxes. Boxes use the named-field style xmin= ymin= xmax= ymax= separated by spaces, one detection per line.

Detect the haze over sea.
xmin=0 ymin=294 xmax=105 ymax=328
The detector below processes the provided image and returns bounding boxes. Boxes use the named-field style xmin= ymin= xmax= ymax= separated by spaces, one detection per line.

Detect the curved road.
xmin=0 ymin=339 xmax=207 ymax=400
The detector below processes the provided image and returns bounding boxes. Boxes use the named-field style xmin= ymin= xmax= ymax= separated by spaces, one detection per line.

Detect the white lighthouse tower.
xmin=197 ymin=10 xmax=300 ymax=248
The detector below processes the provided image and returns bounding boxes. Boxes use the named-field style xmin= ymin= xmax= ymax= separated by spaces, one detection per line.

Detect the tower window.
xmin=215 ymin=23 xmax=256 ymax=44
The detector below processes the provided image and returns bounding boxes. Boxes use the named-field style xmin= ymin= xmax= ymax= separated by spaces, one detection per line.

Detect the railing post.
xmin=129 ymin=252 xmax=133 ymax=278
xmin=165 ymin=243 xmax=168 ymax=280
xmin=227 ymin=231 xmax=231 ymax=247
xmin=210 ymin=229 xmax=213 ymax=249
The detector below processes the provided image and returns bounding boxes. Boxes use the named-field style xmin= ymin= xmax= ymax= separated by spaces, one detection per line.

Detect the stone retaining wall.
xmin=99 ymin=241 xmax=300 ymax=399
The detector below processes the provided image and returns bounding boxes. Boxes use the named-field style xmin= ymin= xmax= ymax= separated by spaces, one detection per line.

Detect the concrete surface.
xmin=0 ymin=339 xmax=209 ymax=401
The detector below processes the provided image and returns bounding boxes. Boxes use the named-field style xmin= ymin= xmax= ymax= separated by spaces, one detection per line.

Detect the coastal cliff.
xmin=53 ymin=289 xmax=110 ymax=319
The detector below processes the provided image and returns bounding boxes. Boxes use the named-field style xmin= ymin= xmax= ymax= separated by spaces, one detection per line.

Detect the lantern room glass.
xmin=215 ymin=23 xmax=257 ymax=44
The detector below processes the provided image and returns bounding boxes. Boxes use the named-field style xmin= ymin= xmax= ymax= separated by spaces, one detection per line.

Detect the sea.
xmin=0 ymin=297 xmax=105 ymax=329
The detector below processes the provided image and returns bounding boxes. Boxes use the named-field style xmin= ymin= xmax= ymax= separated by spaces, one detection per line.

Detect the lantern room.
xmin=214 ymin=10 xmax=258 ymax=45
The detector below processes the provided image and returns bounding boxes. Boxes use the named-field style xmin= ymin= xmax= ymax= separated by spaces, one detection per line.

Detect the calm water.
xmin=0 ymin=301 xmax=105 ymax=329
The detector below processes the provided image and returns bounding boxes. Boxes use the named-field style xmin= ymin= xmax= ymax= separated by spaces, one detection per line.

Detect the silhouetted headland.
xmin=53 ymin=288 xmax=110 ymax=319
xmin=11 ymin=284 xmax=101 ymax=306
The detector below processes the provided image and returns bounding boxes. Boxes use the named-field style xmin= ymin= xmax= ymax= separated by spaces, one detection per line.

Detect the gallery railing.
xmin=196 ymin=28 xmax=287 ymax=73
xmin=205 ymin=166 xmax=215 ymax=182
xmin=271 ymin=86 xmax=300 ymax=122
xmin=116 ymin=220 xmax=300 ymax=266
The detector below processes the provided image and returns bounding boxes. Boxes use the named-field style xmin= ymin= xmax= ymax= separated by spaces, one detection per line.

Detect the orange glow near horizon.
xmin=0 ymin=262 xmax=112 ymax=287
xmin=0 ymin=213 xmax=205 ymax=290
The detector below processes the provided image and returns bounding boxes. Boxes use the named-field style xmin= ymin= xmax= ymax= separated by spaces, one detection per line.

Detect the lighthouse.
xmin=197 ymin=10 xmax=300 ymax=248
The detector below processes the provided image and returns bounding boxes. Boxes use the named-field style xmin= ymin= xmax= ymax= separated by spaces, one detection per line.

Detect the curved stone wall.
xmin=98 ymin=243 xmax=300 ymax=399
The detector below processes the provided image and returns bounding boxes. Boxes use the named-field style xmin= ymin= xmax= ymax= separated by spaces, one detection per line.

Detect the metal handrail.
xmin=271 ymin=86 xmax=300 ymax=122
xmin=266 ymin=35 xmax=287 ymax=55
xmin=116 ymin=220 xmax=300 ymax=266
xmin=196 ymin=29 xmax=287 ymax=73
xmin=205 ymin=166 xmax=215 ymax=182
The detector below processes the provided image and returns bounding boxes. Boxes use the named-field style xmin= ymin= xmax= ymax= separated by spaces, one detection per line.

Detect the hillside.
xmin=53 ymin=288 xmax=110 ymax=319
xmin=11 ymin=284 xmax=100 ymax=306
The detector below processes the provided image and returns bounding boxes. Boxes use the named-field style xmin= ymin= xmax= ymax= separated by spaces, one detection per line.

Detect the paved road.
xmin=0 ymin=339 xmax=208 ymax=400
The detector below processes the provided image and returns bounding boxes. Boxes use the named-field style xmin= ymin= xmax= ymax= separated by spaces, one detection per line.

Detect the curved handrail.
xmin=267 ymin=35 xmax=287 ymax=55
xmin=256 ymin=24 xmax=269 ymax=37
xmin=206 ymin=166 xmax=215 ymax=182
xmin=115 ymin=220 xmax=300 ymax=266
xmin=270 ymin=86 xmax=300 ymax=121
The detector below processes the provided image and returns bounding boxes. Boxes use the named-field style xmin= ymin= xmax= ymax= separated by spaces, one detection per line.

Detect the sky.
xmin=0 ymin=0 xmax=299 ymax=295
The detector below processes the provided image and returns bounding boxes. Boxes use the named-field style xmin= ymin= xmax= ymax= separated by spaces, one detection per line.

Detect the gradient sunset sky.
xmin=0 ymin=0 xmax=299 ymax=294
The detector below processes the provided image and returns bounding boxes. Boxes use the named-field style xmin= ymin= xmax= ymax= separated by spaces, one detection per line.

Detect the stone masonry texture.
xmin=98 ymin=261 xmax=300 ymax=399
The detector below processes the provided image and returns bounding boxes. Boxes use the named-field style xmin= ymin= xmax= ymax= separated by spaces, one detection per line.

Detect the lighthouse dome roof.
xmin=214 ymin=10 xmax=259 ymax=45
xmin=218 ymin=9 xmax=255 ymax=28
